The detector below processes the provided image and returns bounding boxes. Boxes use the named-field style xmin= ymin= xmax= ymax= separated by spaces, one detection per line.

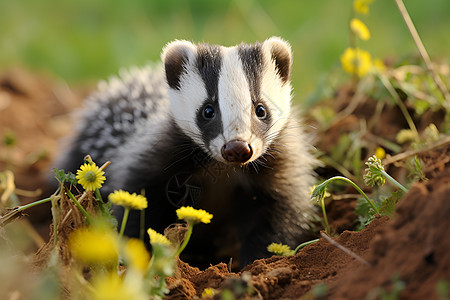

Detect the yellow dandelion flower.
xmin=91 ymin=273 xmax=147 ymax=300
xmin=108 ymin=190 xmax=147 ymax=210
xmin=202 ymin=288 xmax=216 ymax=298
xmin=350 ymin=18 xmax=370 ymax=41
xmin=267 ymin=242 xmax=294 ymax=256
xmin=76 ymin=163 xmax=105 ymax=191
xmin=374 ymin=147 xmax=386 ymax=160
xmin=373 ymin=58 xmax=387 ymax=73
xmin=147 ymin=228 xmax=171 ymax=246
xmin=69 ymin=227 xmax=118 ymax=265
xmin=340 ymin=47 xmax=372 ymax=77
xmin=124 ymin=238 xmax=151 ymax=273
xmin=353 ymin=0 xmax=374 ymax=15
xmin=176 ymin=206 xmax=213 ymax=224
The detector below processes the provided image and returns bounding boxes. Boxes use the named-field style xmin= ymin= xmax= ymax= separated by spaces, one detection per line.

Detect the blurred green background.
xmin=1 ymin=0 xmax=449 ymax=103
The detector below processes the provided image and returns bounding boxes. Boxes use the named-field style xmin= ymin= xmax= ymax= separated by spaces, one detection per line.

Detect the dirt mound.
xmin=328 ymin=166 xmax=450 ymax=299
xmin=166 ymin=149 xmax=450 ymax=299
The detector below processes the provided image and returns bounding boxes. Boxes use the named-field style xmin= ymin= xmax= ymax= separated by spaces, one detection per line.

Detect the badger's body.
xmin=58 ymin=37 xmax=316 ymax=266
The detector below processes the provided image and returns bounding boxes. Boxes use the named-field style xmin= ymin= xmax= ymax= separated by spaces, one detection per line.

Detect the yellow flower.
xmin=202 ymin=288 xmax=216 ymax=298
xmin=373 ymin=58 xmax=387 ymax=73
xmin=374 ymin=147 xmax=386 ymax=160
xmin=350 ymin=18 xmax=370 ymax=41
xmin=353 ymin=0 xmax=374 ymax=15
xmin=396 ymin=129 xmax=416 ymax=144
xmin=91 ymin=273 xmax=147 ymax=300
xmin=69 ymin=227 xmax=118 ymax=265
xmin=147 ymin=228 xmax=171 ymax=246
xmin=340 ymin=47 xmax=372 ymax=77
xmin=108 ymin=190 xmax=147 ymax=210
xmin=124 ymin=238 xmax=150 ymax=273
xmin=76 ymin=163 xmax=106 ymax=191
xmin=267 ymin=242 xmax=294 ymax=256
xmin=176 ymin=206 xmax=213 ymax=224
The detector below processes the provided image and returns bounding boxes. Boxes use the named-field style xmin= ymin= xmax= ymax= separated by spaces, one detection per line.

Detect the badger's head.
xmin=162 ymin=37 xmax=292 ymax=165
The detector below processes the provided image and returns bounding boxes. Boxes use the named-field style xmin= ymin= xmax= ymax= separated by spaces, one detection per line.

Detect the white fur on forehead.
xmin=219 ymin=47 xmax=253 ymax=138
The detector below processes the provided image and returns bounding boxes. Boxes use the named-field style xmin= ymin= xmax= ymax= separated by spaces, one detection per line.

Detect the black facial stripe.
xmin=196 ymin=44 xmax=222 ymax=99
xmin=238 ymin=43 xmax=272 ymax=140
xmin=195 ymin=44 xmax=223 ymax=147
xmin=238 ymin=42 xmax=263 ymax=104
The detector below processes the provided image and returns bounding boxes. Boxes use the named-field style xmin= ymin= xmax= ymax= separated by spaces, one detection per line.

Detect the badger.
xmin=57 ymin=37 xmax=316 ymax=266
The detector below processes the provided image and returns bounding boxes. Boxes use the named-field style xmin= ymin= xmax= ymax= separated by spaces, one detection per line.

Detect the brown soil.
xmin=0 ymin=68 xmax=89 ymax=240
xmin=1 ymin=69 xmax=449 ymax=299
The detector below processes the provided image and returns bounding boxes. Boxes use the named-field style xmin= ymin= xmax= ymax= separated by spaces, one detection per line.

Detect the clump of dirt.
xmin=167 ymin=261 xmax=235 ymax=298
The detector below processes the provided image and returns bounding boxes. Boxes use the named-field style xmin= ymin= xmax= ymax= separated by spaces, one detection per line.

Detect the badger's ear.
xmin=262 ymin=37 xmax=292 ymax=84
xmin=162 ymin=40 xmax=197 ymax=90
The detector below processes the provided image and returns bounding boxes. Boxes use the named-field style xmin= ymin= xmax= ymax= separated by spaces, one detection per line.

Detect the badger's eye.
xmin=202 ymin=104 xmax=215 ymax=120
xmin=255 ymin=104 xmax=267 ymax=119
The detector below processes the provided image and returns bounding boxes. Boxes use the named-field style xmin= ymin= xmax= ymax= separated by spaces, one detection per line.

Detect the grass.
xmin=1 ymin=0 xmax=450 ymax=104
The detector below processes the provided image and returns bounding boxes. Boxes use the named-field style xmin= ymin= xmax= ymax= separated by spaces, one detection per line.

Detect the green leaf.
xmin=354 ymin=197 xmax=375 ymax=230
xmin=53 ymin=168 xmax=77 ymax=185
xmin=378 ymin=191 xmax=402 ymax=218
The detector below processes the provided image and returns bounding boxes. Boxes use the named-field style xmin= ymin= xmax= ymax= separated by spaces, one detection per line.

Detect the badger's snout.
xmin=221 ymin=140 xmax=253 ymax=163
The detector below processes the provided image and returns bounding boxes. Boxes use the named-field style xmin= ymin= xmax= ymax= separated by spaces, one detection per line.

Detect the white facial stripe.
xmin=168 ymin=65 xmax=207 ymax=147
xmin=218 ymin=48 xmax=253 ymax=142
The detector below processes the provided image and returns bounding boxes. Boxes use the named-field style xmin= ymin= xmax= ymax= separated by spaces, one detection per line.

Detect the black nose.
xmin=221 ymin=140 xmax=253 ymax=163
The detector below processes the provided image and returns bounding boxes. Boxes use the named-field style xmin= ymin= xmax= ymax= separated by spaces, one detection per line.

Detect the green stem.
xmin=119 ymin=208 xmax=130 ymax=238
xmin=378 ymin=73 xmax=419 ymax=142
xmin=320 ymin=176 xmax=379 ymax=214
xmin=146 ymin=254 xmax=155 ymax=274
xmin=395 ymin=0 xmax=450 ymax=106
xmin=94 ymin=189 xmax=103 ymax=202
xmin=320 ymin=197 xmax=330 ymax=234
xmin=65 ymin=189 xmax=92 ymax=224
xmin=380 ymin=170 xmax=408 ymax=193
xmin=294 ymin=238 xmax=319 ymax=254
xmin=94 ymin=189 xmax=108 ymax=217
xmin=175 ymin=222 xmax=193 ymax=257
xmin=15 ymin=197 xmax=51 ymax=212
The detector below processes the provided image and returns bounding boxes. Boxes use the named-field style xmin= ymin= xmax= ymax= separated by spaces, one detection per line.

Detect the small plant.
xmin=267 ymin=239 xmax=319 ymax=257
xmin=313 ymin=154 xmax=409 ymax=233
xmin=108 ymin=190 xmax=148 ymax=237
xmin=364 ymin=155 xmax=408 ymax=192
xmin=175 ymin=206 xmax=213 ymax=256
